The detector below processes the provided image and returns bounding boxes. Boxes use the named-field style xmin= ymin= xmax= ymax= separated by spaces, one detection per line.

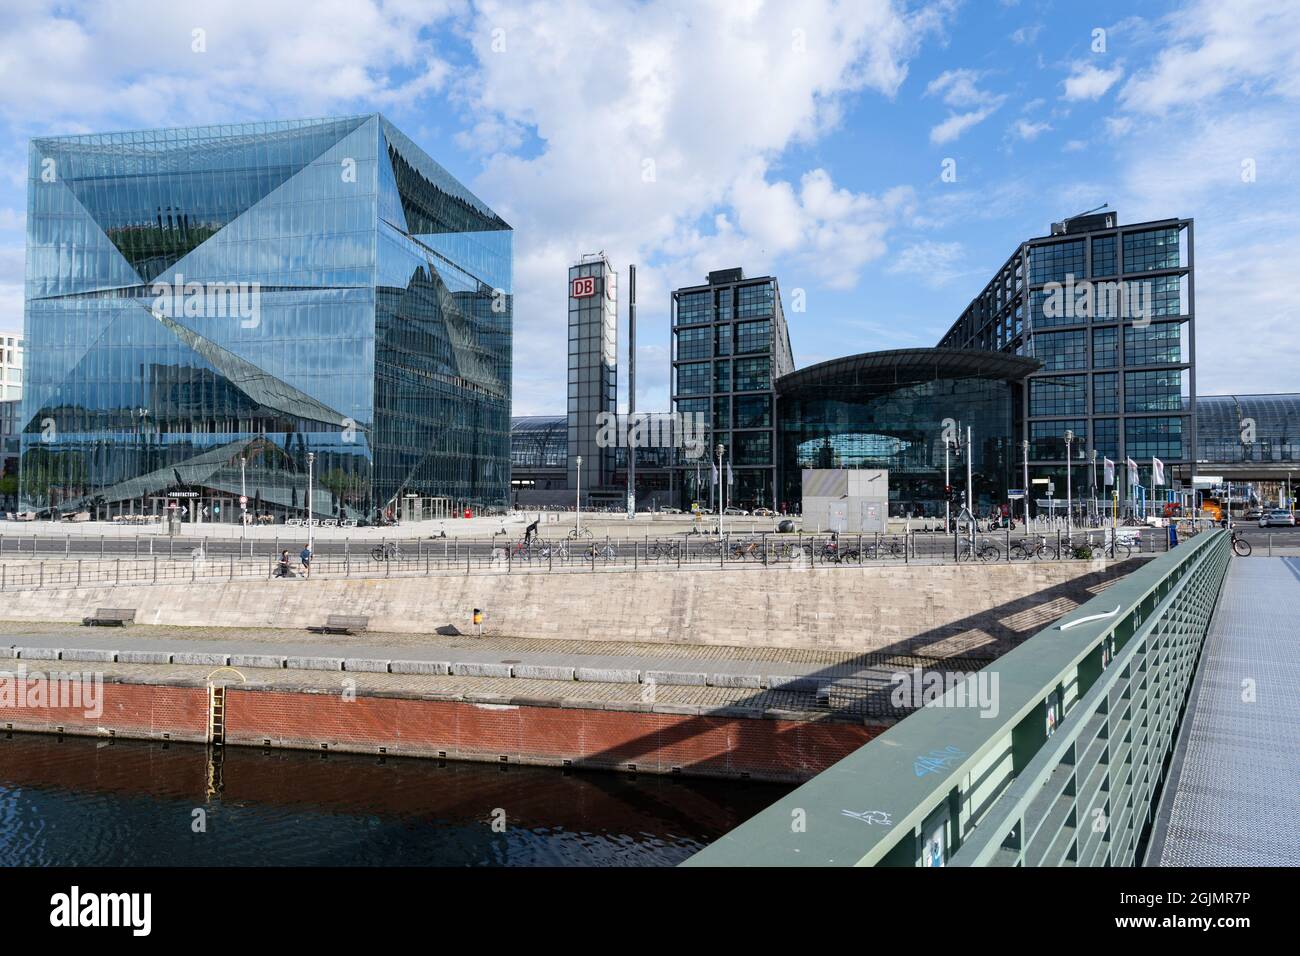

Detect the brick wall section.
xmin=225 ymin=688 xmax=878 ymax=782
xmin=0 ymin=678 xmax=207 ymax=742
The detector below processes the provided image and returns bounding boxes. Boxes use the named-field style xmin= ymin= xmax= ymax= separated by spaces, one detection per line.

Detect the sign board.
xmin=167 ymin=490 xmax=199 ymax=498
xmin=1007 ymin=489 xmax=1026 ymax=499
xmin=1031 ymin=477 xmax=1049 ymax=485
xmin=239 ymin=495 xmax=248 ymax=506
xmin=571 ymin=276 xmax=597 ymax=298
xmin=1191 ymin=476 xmax=1222 ymax=487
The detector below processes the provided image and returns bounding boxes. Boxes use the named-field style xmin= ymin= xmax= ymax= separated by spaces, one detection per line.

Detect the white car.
xmin=1259 ymin=509 xmax=1296 ymax=527
xmin=722 ymin=507 xmax=750 ymax=516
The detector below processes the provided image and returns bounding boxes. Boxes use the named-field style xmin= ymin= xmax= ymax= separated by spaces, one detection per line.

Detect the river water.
xmin=0 ymin=732 xmax=790 ymax=866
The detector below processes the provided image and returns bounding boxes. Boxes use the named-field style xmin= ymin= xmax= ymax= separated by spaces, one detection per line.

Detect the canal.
xmin=0 ymin=732 xmax=791 ymax=866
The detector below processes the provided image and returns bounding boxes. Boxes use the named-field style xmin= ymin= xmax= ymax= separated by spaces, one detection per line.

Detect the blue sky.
xmin=2 ymin=0 xmax=1296 ymax=414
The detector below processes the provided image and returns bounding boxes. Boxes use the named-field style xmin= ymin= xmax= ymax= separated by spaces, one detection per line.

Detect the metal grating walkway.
xmin=1148 ymin=557 xmax=1300 ymax=866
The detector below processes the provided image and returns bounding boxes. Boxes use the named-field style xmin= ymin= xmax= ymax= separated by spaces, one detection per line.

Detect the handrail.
xmin=683 ymin=530 xmax=1230 ymax=867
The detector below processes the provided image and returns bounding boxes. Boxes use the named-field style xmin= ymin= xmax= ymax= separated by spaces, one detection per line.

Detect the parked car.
xmin=1259 ymin=509 xmax=1296 ymax=527
xmin=1243 ymin=509 xmax=1264 ymax=522
xmin=658 ymin=506 xmax=683 ymax=514
xmin=722 ymin=506 xmax=750 ymax=516
xmin=752 ymin=507 xmax=775 ymax=517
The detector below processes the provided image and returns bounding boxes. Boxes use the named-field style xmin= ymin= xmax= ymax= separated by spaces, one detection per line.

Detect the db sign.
xmin=571 ymin=276 xmax=597 ymax=298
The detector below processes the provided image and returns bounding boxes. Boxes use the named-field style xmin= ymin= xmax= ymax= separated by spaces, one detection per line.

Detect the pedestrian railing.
xmin=683 ymin=528 xmax=1232 ymax=867
xmin=0 ymin=527 xmax=1171 ymax=593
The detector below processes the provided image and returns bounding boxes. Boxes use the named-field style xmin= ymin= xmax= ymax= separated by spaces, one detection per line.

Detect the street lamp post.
xmin=575 ymin=455 xmax=582 ymax=535
xmin=1064 ymin=429 xmax=1074 ymax=541
xmin=716 ymin=443 xmax=726 ymax=537
xmin=239 ymin=455 xmax=247 ymax=539
xmin=944 ymin=437 xmax=951 ymax=532
xmin=306 ymin=452 xmax=315 ymax=551
xmin=1021 ymin=439 xmax=1030 ymax=528
xmin=1089 ymin=449 xmax=1097 ymax=526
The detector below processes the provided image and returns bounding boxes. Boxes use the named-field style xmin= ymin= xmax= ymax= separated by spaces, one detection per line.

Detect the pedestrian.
xmin=299 ymin=543 xmax=312 ymax=577
xmin=276 ymin=550 xmax=293 ymax=578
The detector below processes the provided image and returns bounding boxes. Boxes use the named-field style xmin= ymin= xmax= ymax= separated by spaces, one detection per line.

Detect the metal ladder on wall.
xmin=207 ymin=684 xmax=226 ymax=746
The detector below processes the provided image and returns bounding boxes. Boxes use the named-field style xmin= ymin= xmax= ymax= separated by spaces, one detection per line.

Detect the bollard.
xmin=77 ymin=559 xmax=81 ymax=588
xmin=116 ymin=558 xmax=120 ymax=585
xmin=153 ymin=555 xmax=157 ymax=583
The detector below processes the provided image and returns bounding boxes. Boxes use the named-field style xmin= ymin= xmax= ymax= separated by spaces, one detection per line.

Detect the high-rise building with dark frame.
xmin=936 ymin=212 xmax=1195 ymax=509
xmin=671 ymin=268 xmax=794 ymax=510
xmin=21 ymin=115 xmax=512 ymax=519
xmin=567 ymin=252 xmax=618 ymax=497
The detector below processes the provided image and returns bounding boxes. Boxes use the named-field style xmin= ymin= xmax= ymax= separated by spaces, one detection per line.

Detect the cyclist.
xmin=523 ymin=518 xmax=540 ymax=547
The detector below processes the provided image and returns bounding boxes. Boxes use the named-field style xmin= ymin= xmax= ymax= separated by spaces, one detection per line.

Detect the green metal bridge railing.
xmin=685 ymin=529 xmax=1231 ymax=867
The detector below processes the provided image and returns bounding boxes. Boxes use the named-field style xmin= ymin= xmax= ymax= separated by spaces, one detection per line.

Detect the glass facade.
xmin=776 ymin=350 xmax=1034 ymax=516
xmin=671 ymin=269 xmax=793 ymax=510
xmin=567 ymin=253 xmax=617 ymax=492
xmin=936 ymin=214 xmax=1195 ymax=505
xmin=1196 ymin=395 xmax=1300 ymax=465
xmin=21 ymin=115 xmax=512 ymax=518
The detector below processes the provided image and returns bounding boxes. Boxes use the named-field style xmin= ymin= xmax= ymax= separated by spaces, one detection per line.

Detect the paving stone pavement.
xmin=0 ymin=619 xmax=990 ymax=721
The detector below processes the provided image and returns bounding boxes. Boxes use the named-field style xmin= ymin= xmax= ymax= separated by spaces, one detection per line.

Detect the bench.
xmin=82 ymin=608 xmax=136 ymax=627
xmin=308 ymin=614 xmax=370 ymax=636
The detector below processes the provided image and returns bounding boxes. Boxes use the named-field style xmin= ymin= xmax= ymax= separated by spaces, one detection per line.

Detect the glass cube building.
xmin=21 ymin=115 xmax=512 ymax=519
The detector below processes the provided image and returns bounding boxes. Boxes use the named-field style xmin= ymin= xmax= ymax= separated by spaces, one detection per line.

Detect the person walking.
xmin=276 ymin=550 xmax=293 ymax=578
xmin=299 ymin=544 xmax=312 ymax=577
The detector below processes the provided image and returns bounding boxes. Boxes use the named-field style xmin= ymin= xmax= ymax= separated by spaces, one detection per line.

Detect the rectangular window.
xmin=733 ymin=394 xmax=771 ymax=428
xmin=1030 ymin=375 xmax=1087 ymax=416
xmin=1029 ymin=239 xmax=1085 ymax=285
xmin=1091 ymin=235 xmax=1117 ymax=277
xmin=1093 ymin=372 xmax=1118 ymax=414
xmin=714 ymin=325 xmax=732 ymax=356
xmin=735 ymin=320 xmax=770 ymax=354
xmin=736 ymin=283 xmax=774 ymax=317
xmin=675 ymin=291 xmax=711 ymax=325
xmin=733 ymin=356 xmax=770 ymax=391
xmin=1124 ymin=321 xmax=1183 ymax=366
xmin=675 ymin=326 xmax=710 ymax=360
xmin=1092 ymin=417 xmax=1120 ymax=460
xmin=1125 ymin=416 xmax=1184 ymax=460
xmin=713 ymin=395 xmax=731 ymax=430
xmin=733 ymin=430 xmax=772 ymax=466
xmin=1092 ymin=326 xmax=1118 ymax=368
xmin=676 ymin=362 xmax=709 ymax=396
xmin=1030 ymin=419 xmax=1087 ymax=461
xmin=1125 ymin=369 xmax=1185 ymax=412
xmin=1122 ymin=227 xmax=1180 ymax=273
xmin=713 ymin=359 xmax=731 ymax=393
xmin=1035 ymin=330 xmax=1087 ymax=370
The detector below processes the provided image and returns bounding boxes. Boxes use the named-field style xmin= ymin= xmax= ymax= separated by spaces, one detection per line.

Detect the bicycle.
xmin=648 ymin=541 xmax=680 ymax=561
xmin=958 ymin=537 xmax=1001 ymax=562
xmin=370 ymin=542 xmax=404 ymax=562
xmin=567 ymin=527 xmax=593 ymax=540
xmin=1230 ymin=528 xmax=1252 ymax=557
xmin=1010 ymin=535 xmax=1049 ymax=560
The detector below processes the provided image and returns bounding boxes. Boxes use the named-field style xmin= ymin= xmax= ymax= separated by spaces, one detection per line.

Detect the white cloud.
xmin=1012 ymin=118 xmax=1052 ymax=140
xmin=885 ymin=240 xmax=967 ymax=286
xmin=925 ymin=68 xmax=1006 ymax=143
xmin=1062 ymin=62 xmax=1124 ymax=101
xmin=460 ymin=0 xmax=953 ymax=410
xmin=1119 ymin=0 xmax=1300 ymax=113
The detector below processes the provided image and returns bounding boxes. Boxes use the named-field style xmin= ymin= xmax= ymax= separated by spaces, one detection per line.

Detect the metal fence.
xmin=0 ymin=528 xmax=1172 ymax=593
xmin=684 ymin=528 xmax=1232 ymax=867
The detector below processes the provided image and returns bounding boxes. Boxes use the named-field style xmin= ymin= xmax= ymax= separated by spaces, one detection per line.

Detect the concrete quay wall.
xmin=0 ymin=561 xmax=1134 ymax=655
